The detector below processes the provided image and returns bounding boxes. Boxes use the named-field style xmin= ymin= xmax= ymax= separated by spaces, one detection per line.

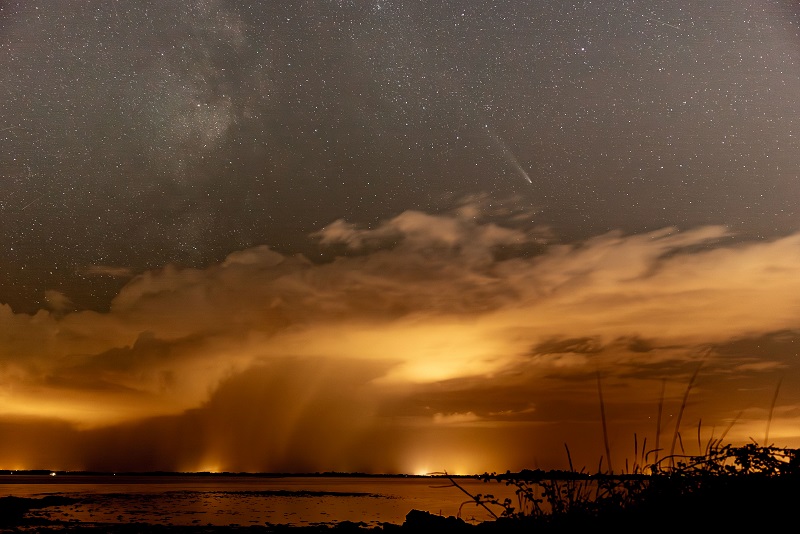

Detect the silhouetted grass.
xmin=440 ymin=368 xmax=799 ymax=532
xmin=436 ymin=442 xmax=800 ymax=532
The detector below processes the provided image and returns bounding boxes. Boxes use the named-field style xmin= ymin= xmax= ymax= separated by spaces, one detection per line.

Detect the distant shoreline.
xmin=0 ymin=469 xmax=651 ymax=480
xmin=0 ymin=470 xmax=455 ymax=479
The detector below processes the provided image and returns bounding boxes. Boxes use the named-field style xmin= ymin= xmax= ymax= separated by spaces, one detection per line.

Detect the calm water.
xmin=0 ymin=475 xmax=518 ymax=527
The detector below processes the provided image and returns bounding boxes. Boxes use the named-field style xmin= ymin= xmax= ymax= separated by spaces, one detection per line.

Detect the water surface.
xmin=0 ymin=475 xmax=515 ymax=527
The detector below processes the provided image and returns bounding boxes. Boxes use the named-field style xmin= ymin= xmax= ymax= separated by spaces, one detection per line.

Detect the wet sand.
xmin=0 ymin=494 xmax=479 ymax=533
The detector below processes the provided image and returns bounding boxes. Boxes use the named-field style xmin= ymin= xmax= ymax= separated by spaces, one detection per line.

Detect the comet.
xmin=485 ymin=126 xmax=533 ymax=184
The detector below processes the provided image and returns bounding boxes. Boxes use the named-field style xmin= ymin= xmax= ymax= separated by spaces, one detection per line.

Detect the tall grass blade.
xmin=640 ymin=437 xmax=647 ymax=467
xmin=596 ymin=372 xmax=613 ymax=473
xmin=719 ymin=411 xmax=741 ymax=444
xmin=697 ymin=419 xmax=702 ymax=453
xmin=564 ymin=443 xmax=575 ymax=473
xmin=765 ymin=377 xmax=783 ymax=446
xmin=669 ymin=362 xmax=702 ymax=463
xmin=655 ymin=378 xmax=665 ymax=464
xmin=704 ymin=426 xmax=716 ymax=456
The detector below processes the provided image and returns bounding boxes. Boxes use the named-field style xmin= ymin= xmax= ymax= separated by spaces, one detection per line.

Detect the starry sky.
xmin=1 ymin=0 xmax=800 ymax=474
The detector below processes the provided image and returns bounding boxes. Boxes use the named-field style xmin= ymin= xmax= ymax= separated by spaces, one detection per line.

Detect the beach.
xmin=0 ymin=474 xmax=508 ymax=532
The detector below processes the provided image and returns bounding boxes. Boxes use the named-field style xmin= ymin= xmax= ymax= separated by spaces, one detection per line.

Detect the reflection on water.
xmin=0 ymin=475 xmax=517 ymax=527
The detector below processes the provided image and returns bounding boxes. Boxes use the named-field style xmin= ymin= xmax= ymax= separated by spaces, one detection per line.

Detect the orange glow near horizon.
xmin=0 ymin=215 xmax=799 ymax=473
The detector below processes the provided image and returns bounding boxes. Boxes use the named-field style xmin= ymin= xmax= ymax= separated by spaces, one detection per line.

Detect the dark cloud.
xmin=532 ymin=337 xmax=605 ymax=355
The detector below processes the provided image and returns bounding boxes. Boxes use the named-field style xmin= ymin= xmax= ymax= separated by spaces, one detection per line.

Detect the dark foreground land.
xmin=2 ymin=476 xmax=799 ymax=534
xmin=3 ymin=445 xmax=800 ymax=533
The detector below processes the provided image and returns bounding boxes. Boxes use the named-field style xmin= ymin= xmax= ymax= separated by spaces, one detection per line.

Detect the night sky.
xmin=1 ymin=0 xmax=800 ymax=474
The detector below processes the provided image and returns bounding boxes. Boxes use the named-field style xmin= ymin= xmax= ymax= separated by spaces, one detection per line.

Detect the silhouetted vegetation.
xmin=436 ymin=442 xmax=800 ymax=532
xmin=432 ymin=368 xmax=799 ymax=532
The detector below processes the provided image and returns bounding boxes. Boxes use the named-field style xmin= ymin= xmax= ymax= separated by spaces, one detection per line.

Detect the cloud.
xmin=82 ymin=265 xmax=135 ymax=278
xmin=2 ymin=207 xmax=800 ymax=471
xmin=313 ymin=208 xmax=540 ymax=266
xmin=432 ymin=412 xmax=482 ymax=425
xmin=44 ymin=290 xmax=73 ymax=313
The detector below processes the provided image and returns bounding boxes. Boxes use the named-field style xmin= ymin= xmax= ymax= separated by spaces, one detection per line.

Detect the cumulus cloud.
xmin=314 ymin=209 xmax=536 ymax=261
xmin=2 ymin=207 xmax=800 ymax=471
xmin=44 ymin=289 xmax=73 ymax=314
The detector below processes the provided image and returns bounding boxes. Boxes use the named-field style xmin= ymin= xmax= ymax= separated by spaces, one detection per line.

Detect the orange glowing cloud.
xmin=1 ymin=204 xmax=800 ymax=472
